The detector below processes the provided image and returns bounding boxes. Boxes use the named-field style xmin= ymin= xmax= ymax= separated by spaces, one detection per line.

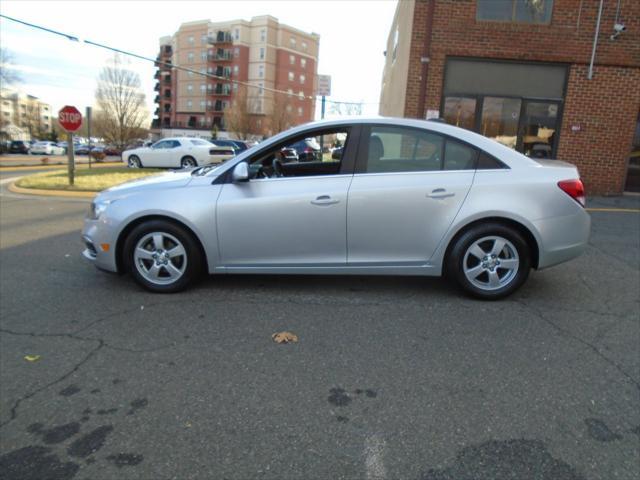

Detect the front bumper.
xmin=81 ymin=220 xmax=119 ymax=272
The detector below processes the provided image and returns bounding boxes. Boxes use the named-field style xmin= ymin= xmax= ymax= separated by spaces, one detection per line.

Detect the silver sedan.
xmin=82 ymin=118 xmax=590 ymax=299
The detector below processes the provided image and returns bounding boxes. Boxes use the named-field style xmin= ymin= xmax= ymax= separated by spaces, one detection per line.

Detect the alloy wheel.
xmin=133 ymin=232 xmax=187 ymax=286
xmin=462 ymin=235 xmax=520 ymax=291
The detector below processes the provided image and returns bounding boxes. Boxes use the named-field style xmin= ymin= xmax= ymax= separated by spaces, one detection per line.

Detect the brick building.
xmin=380 ymin=0 xmax=640 ymax=194
xmin=152 ymin=16 xmax=320 ymax=139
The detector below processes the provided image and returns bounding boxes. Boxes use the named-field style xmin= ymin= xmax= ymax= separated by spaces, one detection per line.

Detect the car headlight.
xmin=87 ymin=199 xmax=114 ymax=220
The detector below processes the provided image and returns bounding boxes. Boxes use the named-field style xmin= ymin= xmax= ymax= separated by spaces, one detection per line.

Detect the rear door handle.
xmin=427 ymin=188 xmax=455 ymax=199
xmin=311 ymin=195 xmax=340 ymax=206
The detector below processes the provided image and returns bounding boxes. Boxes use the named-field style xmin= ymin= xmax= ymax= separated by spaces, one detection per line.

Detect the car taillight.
xmin=558 ymin=179 xmax=585 ymax=207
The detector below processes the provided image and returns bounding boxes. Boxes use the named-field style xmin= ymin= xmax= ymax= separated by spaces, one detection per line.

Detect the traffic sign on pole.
xmin=58 ymin=106 xmax=82 ymax=186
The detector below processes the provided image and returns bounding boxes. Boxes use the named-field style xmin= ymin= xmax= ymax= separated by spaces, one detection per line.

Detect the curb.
xmin=8 ymin=182 xmax=96 ymax=198
xmin=0 ymin=162 xmax=123 ymax=172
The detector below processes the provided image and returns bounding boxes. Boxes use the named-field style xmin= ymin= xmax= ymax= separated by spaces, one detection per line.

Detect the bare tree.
xmin=0 ymin=48 xmax=21 ymax=86
xmin=224 ymin=85 xmax=260 ymax=140
xmin=22 ymin=103 xmax=48 ymax=140
xmin=94 ymin=54 xmax=148 ymax=147
xmin=267 ymin=91 xmax=295 ymax=136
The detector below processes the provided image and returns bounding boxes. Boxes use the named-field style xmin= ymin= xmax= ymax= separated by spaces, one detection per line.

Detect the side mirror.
xmin=232 ymin=162 xmax=249 ymax=182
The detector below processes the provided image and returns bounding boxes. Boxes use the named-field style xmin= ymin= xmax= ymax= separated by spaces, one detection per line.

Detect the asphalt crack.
xmin=514 ymin=299 xmax=640 ymax=390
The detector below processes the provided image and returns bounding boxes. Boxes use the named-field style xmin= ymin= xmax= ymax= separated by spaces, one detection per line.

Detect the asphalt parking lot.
xmin=0 ymin=184 xmax=638 ymax=480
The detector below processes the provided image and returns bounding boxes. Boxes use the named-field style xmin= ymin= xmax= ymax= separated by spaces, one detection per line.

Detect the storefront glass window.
xmin=481 ymin=97 xmax=521 ymax=149
xmin=443 ymin=97 xmax=476 ymax=131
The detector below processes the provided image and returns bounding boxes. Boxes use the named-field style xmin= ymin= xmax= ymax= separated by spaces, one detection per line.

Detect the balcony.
xmin=151 ymin=119 xmax=160 ymax=129
xmin=213 ymin=84 xmax=231 ymax=96
xmin=154 ymin=108 xmax=160 ymax=116
xmin=161 ymin=45 xmax=172 ymax=55
xmin=208 ymin=50 xmax=232 ymax=62
xmin=154 ymin=83 xmax=160 ymax=92
xmin=208 ymin=31 xmax=233 ymax=44
xmin=154 ymin=95 xmax=160 ymax=103
xmin=163 ymin=91 xmax=171 ymax=99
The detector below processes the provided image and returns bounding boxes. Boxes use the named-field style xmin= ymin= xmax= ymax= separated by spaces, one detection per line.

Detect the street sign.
xmin=58 ymin=105 xmax=82 ymax=132
xmin=317 ymin=75 xmax=331 ymax=97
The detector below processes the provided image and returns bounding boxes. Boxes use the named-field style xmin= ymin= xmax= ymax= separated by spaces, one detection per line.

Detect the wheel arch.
xmin=115 ymin=214 xmax=208 ymax=274
xmin=180 ymin=155 xmax=197 ymax=166
xmin=443 ymin=216 xmax=540 ymax=272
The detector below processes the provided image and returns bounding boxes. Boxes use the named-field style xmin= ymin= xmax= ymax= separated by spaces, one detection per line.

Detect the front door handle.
xmin=427 ymin=188 xmax=455 ymax=199
xmin=311 ymin=195 xmax=340 ymax=206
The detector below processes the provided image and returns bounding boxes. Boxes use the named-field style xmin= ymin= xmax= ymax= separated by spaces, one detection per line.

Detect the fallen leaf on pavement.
xmin=272 ymin=331 xmax=298 ymax=344
xmin=24 ymin=355 xmax=41 ymax=362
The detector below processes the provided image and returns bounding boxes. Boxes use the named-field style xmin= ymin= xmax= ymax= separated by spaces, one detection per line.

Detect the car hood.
xmin=97 ymin=170 xmax=193 ymax=200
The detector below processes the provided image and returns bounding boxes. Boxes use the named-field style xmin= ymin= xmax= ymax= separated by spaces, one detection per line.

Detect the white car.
xmin=123 ymin=137 xmax=235 ymax=169
xmin=30 ymin=141 xmax=65 ymax=155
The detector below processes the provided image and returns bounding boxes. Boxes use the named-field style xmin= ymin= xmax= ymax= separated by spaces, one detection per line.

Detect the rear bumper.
xmin=534 ymin=209 xmax=591 ymax=269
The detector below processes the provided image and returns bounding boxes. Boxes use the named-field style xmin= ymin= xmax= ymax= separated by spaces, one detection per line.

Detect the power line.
xmin=0 ymin=14 xmax=380 ymax=107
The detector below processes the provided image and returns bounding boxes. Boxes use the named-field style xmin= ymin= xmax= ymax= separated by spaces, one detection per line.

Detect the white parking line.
xmin=364 ymin=434 xmax=387 ymax=480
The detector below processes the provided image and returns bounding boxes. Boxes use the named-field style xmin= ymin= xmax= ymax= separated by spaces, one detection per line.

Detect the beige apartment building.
xmin=152 ymin=15 xmax=320 ymax=138
xmin=0 ymin=89 xmax=53 ymax=141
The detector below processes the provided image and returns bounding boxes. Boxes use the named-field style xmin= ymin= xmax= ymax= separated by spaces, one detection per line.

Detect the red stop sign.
xmin=58 ymin=105 xmax=82 ymax=132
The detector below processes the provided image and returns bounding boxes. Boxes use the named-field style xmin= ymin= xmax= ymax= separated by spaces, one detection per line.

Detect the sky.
xmin=0 ymin=0 xmax=398 ymax=122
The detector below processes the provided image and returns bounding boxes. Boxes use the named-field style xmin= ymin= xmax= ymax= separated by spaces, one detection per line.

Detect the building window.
xmin=297 ymin=107 xmax=303 ymax=116
xmin=259 ymin=47 xmax=265 ymax=60
xmin=187 ymin=70 xmax=194 ymax=78
xmin=301 ymin=41 xmax=307 ymax=52
xmin=233 ymin=65 xmax=239 ymax=75
xmin=233 ymin=83 xmax=238 ymax=92
xmin=188 ymin=36 xmax=194 ymax=45
xmin=288 ymin=71 xmax=294 ymax=81
xmin=260 ymin=29 xmax=266 ymax=42
xmin=187 ymin=52 xmax=194 ymax=62
xmin=300 ymin=58 xmax=306 ymax=69
xmin=300 ymin=74 xmax=305 ymax=84
xmin=187 ymin=84 xmax=193 ymax=92
xmin=298 ymin=91 xmax=304 ymax=100
xmin=200 ymin=51 xmax=207 ymax=61
xmin=201 ymin=35 xmax=207 ymax=45
xmin=392 ymin=28 xmax=399 ymax=62
xmin=289 ymin=54 xmax=295 ymax=65
xmin=200 ymin=68 xmax=206 ymax=75
xmin=258 ymin=65 xmax=264 ymax=78
xmin=286 ymin=105 xmax=292 ymax=112
xmin=234 ymin=28 xmax=240 ymax=40
xmin=290 ymin=37 xmax=296 ymax=48
xmin=476 ymin=0 xmax=553 ymax=24
xmin=187 ymin=100 xmax=193 ymax=108
xmin=200 ymin=84 xmax=206 ymax=93
xmin=259 ymin=83 xmax=264 ymax=96
xmin=200 ymin=100 xmax=206 ymax=109
xmin=287 ymin=89 xmax=293 ymax=97
xmin=234 ymin=47 xmax=239 ymax=58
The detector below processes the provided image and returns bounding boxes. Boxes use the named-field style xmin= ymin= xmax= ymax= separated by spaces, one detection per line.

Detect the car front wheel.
xmin=447 ymin=223 xmax=531 ymax=300
xmin=128 ymin=155 xmax=142 ymax=168
xmin=124 ymin=220 xmax=203 ymax=293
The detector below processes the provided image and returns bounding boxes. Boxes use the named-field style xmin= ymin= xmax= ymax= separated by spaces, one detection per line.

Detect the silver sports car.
xmin=82 ymin=118 xmax=590 ymax=299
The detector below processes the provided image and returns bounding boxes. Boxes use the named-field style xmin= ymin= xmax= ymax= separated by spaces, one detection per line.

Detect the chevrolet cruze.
xmin=82 ymin=118 xmax=590 ymax=299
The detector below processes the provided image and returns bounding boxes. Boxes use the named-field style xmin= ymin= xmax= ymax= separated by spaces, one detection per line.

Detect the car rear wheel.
xmin=128 ymin=155 xmax=142 ymax=168
xmin=181 ymin=156 xmax=197 ymax=168
xmin=124 ymin=220 xmax=203 ymax=293
xmin=447 ymin=223 xmax=531 ymax=300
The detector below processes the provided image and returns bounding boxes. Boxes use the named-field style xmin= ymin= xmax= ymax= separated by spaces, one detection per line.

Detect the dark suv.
xmin=9 ymin=141 xmax=30 ymax=154
xmin=289 ymin=138 xmax=321 ymax=162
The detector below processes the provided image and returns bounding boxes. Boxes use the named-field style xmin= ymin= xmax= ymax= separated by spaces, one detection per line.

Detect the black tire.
xmin=128 ymin=155 xmax=142 ymax=168
xmin=123 ymin=220 xmax=203 ymax=293
xmin=447 ymin=222 xmax=531 ymax=300
xmin=181 ymin=156 xmax=197 ymax=168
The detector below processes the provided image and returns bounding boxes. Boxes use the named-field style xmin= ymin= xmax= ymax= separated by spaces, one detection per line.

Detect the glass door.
xmin=518 ymin=101 xmax=561 ymax=159
xmin=480 ymin=97 xmax=521 ymax=150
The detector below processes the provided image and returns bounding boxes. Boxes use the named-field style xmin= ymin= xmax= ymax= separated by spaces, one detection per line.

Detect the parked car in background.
xmin=123 ymin=137 xmax=235 ymax=168
xmin=83 ymin=117 xmax=590 ymax=299
xmin=30 ymin=141 xmax=66 ymax=155
xmin=289 ymin=138 xmax=322 ymax=161
xmin=104 ymin=145 xmax=122 ymax=156
xmin=9 ymin=140 xmax=30 ymax=154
